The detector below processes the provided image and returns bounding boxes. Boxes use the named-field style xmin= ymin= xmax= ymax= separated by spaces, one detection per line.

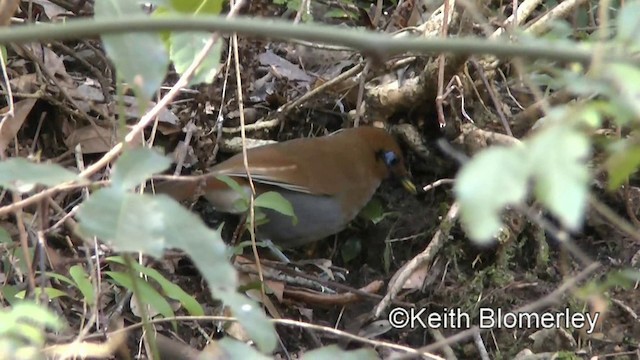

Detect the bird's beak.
xmin=400 ymin=177 xmax=417 ymax=195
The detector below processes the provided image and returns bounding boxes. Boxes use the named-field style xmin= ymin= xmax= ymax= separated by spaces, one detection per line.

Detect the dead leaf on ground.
xmin=399 ymin=262 xmax=429 ymax=290
xmin=259 ymin=50 xmax=312 ymax=83
xmin=9 ymin=73 xmax=38 ymax=93
xmin=265 ymin=279 xmax=285 ymax=303
xmin=0 ymin=98 xmax=37 ymax=153
xmin=223 ymin=306 xmax=251 ymax=343
xmin=70 ymin=82 xmax=105 ymax=103
xmin=122 ymin=95 xmax=178 ymax=124
xmin=239 ymin=270 xmax=283 ymax=318
xmin=20 ymin=43 xmax=71 ymax=81
xmin=30 ymin=0 xmax=69 ymax=20
xmin=65 ymin=125 xmax=143 ymax=154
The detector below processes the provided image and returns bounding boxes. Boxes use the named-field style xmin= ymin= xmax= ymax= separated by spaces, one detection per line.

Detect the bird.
xmin=151 ymin=126 xmax=417 ymax=250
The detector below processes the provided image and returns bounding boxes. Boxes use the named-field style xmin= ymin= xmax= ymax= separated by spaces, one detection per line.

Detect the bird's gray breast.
xmin=257 ymin=190 xmax=347 ymax=248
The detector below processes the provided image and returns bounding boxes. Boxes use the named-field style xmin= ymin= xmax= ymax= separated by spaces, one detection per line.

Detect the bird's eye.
xmin=382 ymin=151 xmax=399 ymax=167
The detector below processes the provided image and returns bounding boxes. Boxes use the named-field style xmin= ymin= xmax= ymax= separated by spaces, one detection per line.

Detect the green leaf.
xmin=170 ymin=0 xmax=223 ymax=14
xmin=0 ymin=158 xmax=84 ymax=193
xmin=111 ymin=148 xmax=172 ymax=191
xmin=606 ymin=141 xmax=640 ymax=189
xmin=215 ymin=175 xmax=249 ymax=212
xmin=95 ymin=0 xmax=169 ymax=100
xmin=77 ymin=190 xmax=277 ymax=352
xmin=9 ymin=303 xmax=62 ymax=331
xmin=340 ymin=237 xmax=361 ymax=264
xmin=0 ymin=226 xmax=10 ymax=243
xmin=69 ymin=265 xmax=95 ymax=304
xmin=358 ymin=198 xmax=386 ymax=224
xmin=0 ymin=286 xmax=19 ymax=305
xmin=616 ymin=1 xmax=640 ymax=47
xmin=107 ymin=256 xmax=204 ymax=316
xmin=604 ymin=64 xmax=640 ymax=117
xmin=39 ymin=271 xmax=75 ymax=287
xmin=528 ymin=126 xmax=590 ymax=231
xmin=215 ymin=291 xmax=276 ymax=353
xmin=216 ymin=175 xmax=248 ymax=198
xmin=455 ymin=146 xmax=529 ymax=243
xmin=15 ymin=287 xmax=68 ymax=300
xmin=323 ymin=8 xmax=357 ymax=19
xmin=302 ymin=345 xmax=379 ymax=360
xmin=6 ymin=322 xmax=45 ymax=345
xmin=107 ymin=271 xmax=175 ymax=319
xmin=217 ymin=337 xmax=272 ymax=359
xmin=77 ymin=189 xmax=168 ymax=257
xmin=148 ymin=0 xmax=170 ymax=6
xmin=169 ymin=32 xmax=222 ymax=85
xmin=9 ymin=247 xmax=33 ymax=277
xmin=255 ymin=191 xmax=296 ymax=223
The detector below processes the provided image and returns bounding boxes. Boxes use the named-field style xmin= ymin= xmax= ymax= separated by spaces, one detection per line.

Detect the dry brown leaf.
xmin=264 ymin=279 xmax=284 ymax=302
xmin=223 ymin=307 xmax=251 ymax=343
xmin=65 ymin=125 xmax=143 ymax=154
xmin=21 ymin=43 xmax=70 ymax=80
xmin=122 ymin=95 xmax=178 ymax=125
xmin=259 ymin=50 xmax=312 ymax=83
xmin=9 ymin=73 xmax=38 ymax=93
xmin=0 ymin=0 xmax=19 ymax=26
xmin=240 ymin=272 xmax=282 ymax=319
xmin=400 ymin=262 xmax=429 ymax=290
xmin=45 ymin=317 xmax=128 ymax=359
xmin=31 ymin=0 xmax=68 ymax=19
xmin=64 ymin=125 xmax=115 ymax=154
xmin=65 ymin=81 xmax=105 ymax=113
xmin=0 ymin=98 xmax=37 ymax=153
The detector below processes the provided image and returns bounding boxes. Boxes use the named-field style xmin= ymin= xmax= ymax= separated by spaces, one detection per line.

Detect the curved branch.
xmin=0 ymin=15 xmax=635 ymax=66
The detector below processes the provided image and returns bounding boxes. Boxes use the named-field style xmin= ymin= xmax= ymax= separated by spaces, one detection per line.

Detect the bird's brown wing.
xmin=208 ymin=135 xmax=366 ymax=196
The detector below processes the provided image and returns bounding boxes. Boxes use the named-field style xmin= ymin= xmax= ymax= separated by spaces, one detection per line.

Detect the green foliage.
xmin=456 ymin=105 xmax=594 ymax=244
xmin=169 ymin=0 xmax=222 ymax=14
xmin=111 ymin=147 xmax=172 ymax=190
xmin=273 ymin=0 xmax=300 ymax=11
xmin=455 ymin=146 xmax=530 ymax=242
xmin=94 ymin=0 xmax=225 ymax=100
xmin=301 ymin=345 xmax=378 ymax=360
xmin=0 ymin=158 xmax=86 ymax=193
xmin=107 ymin=270 xmax=177 ymax=319
xmin=216 ymin=338 xmax=272 ymax=359
xmin=340 ymin=237 xmax=361 ymax=264
xmin=68 ymin=265 xmax=95 ymax=304
xmin=323 ymin=8 xmax=358 ymax=20
xmin=272 ymin=0 xmax=313 ymax=22
xmin=254 ymin=191 xmax=297 ymax=224
xmin=169 ymin=32 xmax=223 ymax=85
xmin=615 ymin=1 xmax=640 ymax=48
xmin=14 ymin=270 xmax=92 ymax=302
xmin=2 ymin=245 xmax=33 ymax=281
xmin=216 ymin=175 xmax=298 ymax=225
xmin=107 ymin=256 xmax=204 ymax=316
xmin=0 ymin=302 xmax=62 ymax=360
xmin=0 ymin=227 xmax=10 ymax=244
xmin=75 ymin=148 xmax=278 ymax=353
xmin=528 ymin=123 xmax=591 ymax=230
xmin=575 ymin=269 xmax=640 ymax=298
xmin=15 ymin=287 xmax=67 ymax=300
xmin=95 ymin=0 xmax=169 ymax=101
xmin=606 ymin=140 xmax=640 ymax=189
xmin=358 ymin=197 xmax=387 ymax=225
xmin=0 ymin=44 xmax=6 ymax=62
xmin=456 ymin=2 xmax=640 ymax=244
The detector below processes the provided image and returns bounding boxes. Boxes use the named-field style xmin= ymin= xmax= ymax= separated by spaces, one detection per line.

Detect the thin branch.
xmin=0 ymin=15 xmax=635 ymax=67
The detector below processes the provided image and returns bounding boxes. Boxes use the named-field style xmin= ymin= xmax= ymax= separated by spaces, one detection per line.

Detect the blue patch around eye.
xmin=384 ymin=151 xmax=398 ymax=166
